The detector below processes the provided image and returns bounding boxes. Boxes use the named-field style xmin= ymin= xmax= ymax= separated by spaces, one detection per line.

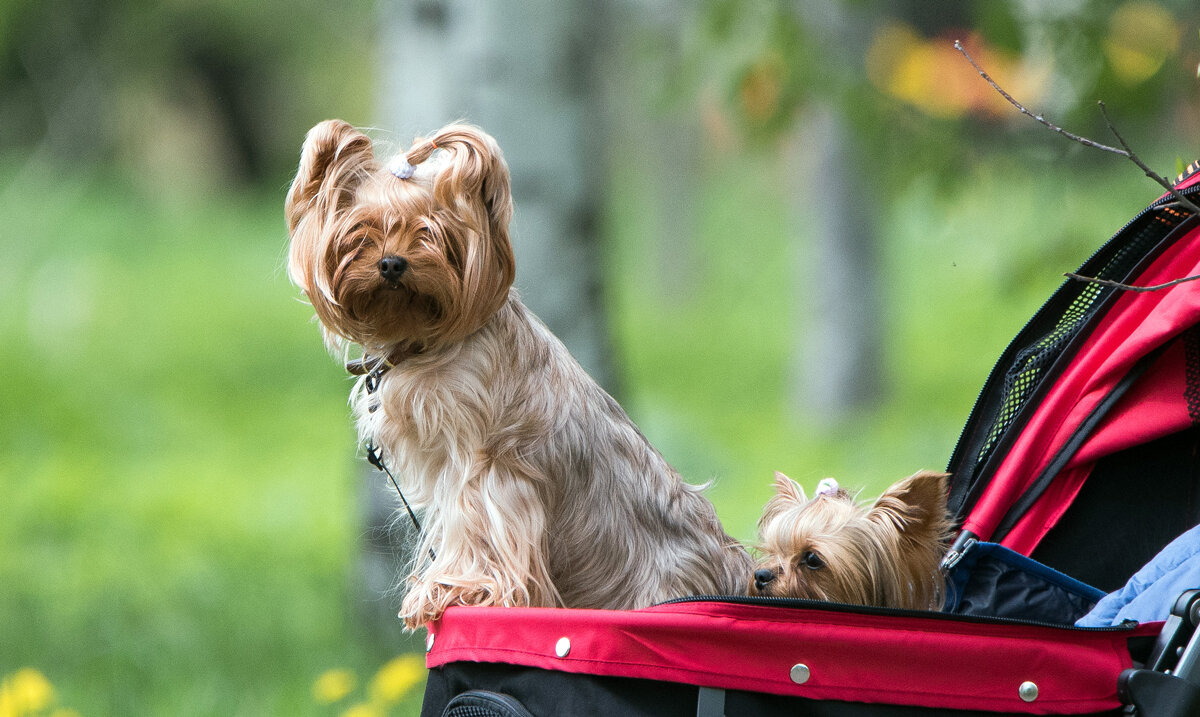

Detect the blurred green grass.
xmin=0 ymin=162 xmax=424 ymax=715
xmin=0 ymin=148 xmax=1160 ymax=714
xmin=609 ymin=149 xmax=1158 ymax=534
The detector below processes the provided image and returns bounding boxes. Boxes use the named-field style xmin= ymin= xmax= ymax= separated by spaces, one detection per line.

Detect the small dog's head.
xmin=752 ymin=470 xmax=952 ymax=610
xmin=285 ymin=120 xmax=515 ymax=356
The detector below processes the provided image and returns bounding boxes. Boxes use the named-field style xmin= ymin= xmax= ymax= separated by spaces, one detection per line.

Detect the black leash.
xmin=354 ymin=356 xmax=433 ymax=559
xmin=365 ymin=439 xmax=423 ymax=537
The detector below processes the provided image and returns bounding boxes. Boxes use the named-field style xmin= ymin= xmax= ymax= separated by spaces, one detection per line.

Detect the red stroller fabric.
xmin=965 ymin=205 xmax=1200 ymax=554
xmin=426 ymin=602 xmax=1154 ymax=714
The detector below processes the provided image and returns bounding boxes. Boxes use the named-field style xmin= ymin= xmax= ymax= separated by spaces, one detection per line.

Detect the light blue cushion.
xmin=1077 ymin=522 xmax=1200 ymax=627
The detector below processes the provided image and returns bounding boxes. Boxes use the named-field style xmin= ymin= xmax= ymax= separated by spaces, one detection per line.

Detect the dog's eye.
xmin=802 ymin=551 xmax=824 ymax=570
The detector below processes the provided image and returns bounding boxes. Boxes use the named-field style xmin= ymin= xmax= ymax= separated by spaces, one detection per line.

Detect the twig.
xmin=953 ymin=40 xmax=1200 ymax=216
xmin=1065 ymin=272 xmax=1200 ymax=293
xmin=956 ymin=39 xmax=1200 ymax=293
xmin=953 ymin=41 xmax=1125 ymax=154
xmin=1097 ymin=101 xmax=1200 ymax=215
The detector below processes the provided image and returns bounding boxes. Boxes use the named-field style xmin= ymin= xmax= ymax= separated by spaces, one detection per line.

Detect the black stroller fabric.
xmin=946 ymin=541 xmax=1106 ymax=624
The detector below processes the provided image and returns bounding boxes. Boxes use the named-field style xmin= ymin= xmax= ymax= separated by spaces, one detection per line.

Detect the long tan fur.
xmin=752 ymin=471 xmax=952 ymax=610
xmin=286 ymin=120 xmax=753 ymax=629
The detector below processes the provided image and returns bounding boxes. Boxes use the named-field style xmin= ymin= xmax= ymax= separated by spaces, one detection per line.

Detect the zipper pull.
xmin=941 ymin=531 xmax=978 ymax=572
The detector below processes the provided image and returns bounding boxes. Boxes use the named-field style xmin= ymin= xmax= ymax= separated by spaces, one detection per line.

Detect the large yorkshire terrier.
xmin=285 ymin=120 xmax=753 ymax=629
xmin=752 ymin=471 xmax=952 ymax=610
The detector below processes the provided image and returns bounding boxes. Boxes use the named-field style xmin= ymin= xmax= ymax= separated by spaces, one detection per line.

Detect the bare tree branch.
xmin=1065 ymin=272 xmax=1200 ymax=293
xmin=955 ymin=39 xmax=1200 ymax=293
xmin=1097 ymin=101 xmax=1200 ymax=215
xmin=953 ymin=41 xmax=1126 ymax=154
xmin=953 ymin=40 xmax=1200 ymax=216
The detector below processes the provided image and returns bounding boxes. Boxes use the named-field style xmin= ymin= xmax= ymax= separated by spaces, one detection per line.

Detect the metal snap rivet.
xmin=425 ymin=633 xmax=435 ymax=652
xmin=555 ymin=637 xmax=571 ymax=658
xmin=790 ymin=664 xmax=811 ymax=684
xmin=1019 ymin=681 xmax=1038 ymax=702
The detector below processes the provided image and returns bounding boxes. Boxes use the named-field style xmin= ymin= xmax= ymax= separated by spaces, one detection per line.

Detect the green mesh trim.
xmin=974 ymin=206 xmax=1190 ymax=467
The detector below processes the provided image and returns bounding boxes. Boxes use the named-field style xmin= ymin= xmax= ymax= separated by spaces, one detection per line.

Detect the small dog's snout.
xmin=379 ymin=255 xmax=408 ymax=283
xmin=753 ymin=568 xmax=776 ymax=591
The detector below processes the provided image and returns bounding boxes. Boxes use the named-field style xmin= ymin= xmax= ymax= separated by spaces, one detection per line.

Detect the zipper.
xmin=939 ymin=532 xmax=977 ymax=571
xmin=655 ymin=594 xmax=1138 ymax=632
xmin=946 ymin=183 xmax=1200 ymax=518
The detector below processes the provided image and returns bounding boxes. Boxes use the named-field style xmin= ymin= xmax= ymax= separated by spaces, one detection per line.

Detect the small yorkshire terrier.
xmin=752 ymin=471 xmax=952 ymax=610
xmin=285 ymin=119 xmax=753 ymax=629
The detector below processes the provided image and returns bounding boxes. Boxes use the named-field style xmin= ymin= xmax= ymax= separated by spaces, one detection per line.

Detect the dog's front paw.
xmin=400 ymin=580 xmax=503 ymax=630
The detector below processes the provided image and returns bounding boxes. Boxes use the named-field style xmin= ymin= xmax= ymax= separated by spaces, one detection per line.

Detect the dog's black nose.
xmin=754 ymin=569 xmax=776 ymax=590
xmin=379 ymin=255 xmax=408 ymax=283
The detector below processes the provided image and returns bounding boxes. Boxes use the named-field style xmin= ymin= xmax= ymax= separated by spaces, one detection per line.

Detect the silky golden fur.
xmin=752 ymin=471 xmax=952 ymax=610
xmin=286 ymin=120 xmax=753 ymax=629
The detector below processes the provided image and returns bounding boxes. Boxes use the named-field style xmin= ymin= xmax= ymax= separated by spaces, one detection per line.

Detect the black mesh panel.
xmin=973 ymin=209 xmax=1188 ymax=470
xmin=949 ymin=203 xmax=1194 ymax=518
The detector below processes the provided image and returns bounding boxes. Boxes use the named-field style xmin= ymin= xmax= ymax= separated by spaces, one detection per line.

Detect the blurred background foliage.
xmin=2 ymin=0 xmax=1200 ymax=714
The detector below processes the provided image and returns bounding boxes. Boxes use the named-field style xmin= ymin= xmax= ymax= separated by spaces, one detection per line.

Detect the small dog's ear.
xmin=285 ymin=119 xmax=375 ymax=233
xmin=772 ymin=471 xmax=808 ymax=503
xmin=407 ymin=123 xmax=516 ymax=326
xmin=758 ymin=471 xmax=808 ymax=536
xmin=868 ymin=471 xmax=950 ymax=535
xmin=413 ymin=124 xmax=514 ymax=244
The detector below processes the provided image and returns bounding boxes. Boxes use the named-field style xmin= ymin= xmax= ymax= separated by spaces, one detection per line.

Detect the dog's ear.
xmin=758 ymin=471 xmax=808 ymax=536
xmin=867 ymin=471 xmax=950 ymax=536
xmin=408 ymin=123 xmax=517 ymax=324
xmin=412 ymin=124 xmax=515 ymax=247
xmin=285 ymin=119 xmax=375 ymax=234
xmin=772 ymin=471 xmax=808 ymax=503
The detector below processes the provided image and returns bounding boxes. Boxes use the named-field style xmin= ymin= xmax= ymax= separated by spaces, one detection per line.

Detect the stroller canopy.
xmin=948 ymin=171 xmax=1200 ymax=590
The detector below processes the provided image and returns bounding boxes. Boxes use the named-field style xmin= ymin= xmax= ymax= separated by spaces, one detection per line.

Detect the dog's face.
xmin=284 ymin=120 xmax=516 ymax=355
xmin=752 ymin=471 xmax=951 ymax=610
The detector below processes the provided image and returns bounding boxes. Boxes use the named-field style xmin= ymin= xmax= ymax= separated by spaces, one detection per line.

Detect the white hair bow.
xmin=815 ymin=478 xmax=840 ymax=497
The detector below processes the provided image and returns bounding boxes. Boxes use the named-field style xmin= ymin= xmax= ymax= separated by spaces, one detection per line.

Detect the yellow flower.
xmin=312 ymin=668 xmax=357 ymax=704
xmin=338 ymin=702 xmax=382 ymax=717
xmin=1 ymin=668 xmax=55 ymax=716
xmin=368 ymin=654 xmax=425 ymax=705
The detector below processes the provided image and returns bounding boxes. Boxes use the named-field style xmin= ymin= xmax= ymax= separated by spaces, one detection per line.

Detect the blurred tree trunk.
xmin=376 ymin=0 xmax=613 ymax=382
xmin=361 ymin=0 xmax=613 ymax=641
xmin=785 ymin=2 xmax=883 ymax=427
xmin=784 ymin=102 xmax=881 ymax=424
xmin=602 ymin=0 xmax=702 ymax=303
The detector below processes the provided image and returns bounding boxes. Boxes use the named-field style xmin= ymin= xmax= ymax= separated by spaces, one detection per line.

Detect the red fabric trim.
xmin=964 ymin=223 xmax=1200 ymax=551
xmin=427 ymin=603 xmax=1154 ymax=714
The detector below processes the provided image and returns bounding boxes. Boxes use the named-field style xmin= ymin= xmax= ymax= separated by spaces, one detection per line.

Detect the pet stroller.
xmin=418 ymin=168 xmax=1200 ymax=716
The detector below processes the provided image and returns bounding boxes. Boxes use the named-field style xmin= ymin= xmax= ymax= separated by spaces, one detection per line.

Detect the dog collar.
xmin=345 ymin=345 xmax=424 ymax=381
xmin=346 ymin=356 xmax=392 ymax=397
xmin=345 ymin=355 xmax=392 ymax=378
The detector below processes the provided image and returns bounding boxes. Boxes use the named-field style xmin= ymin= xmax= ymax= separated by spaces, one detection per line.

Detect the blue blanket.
xmin=1077 ymin=522 xmax=1200 ymax=627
